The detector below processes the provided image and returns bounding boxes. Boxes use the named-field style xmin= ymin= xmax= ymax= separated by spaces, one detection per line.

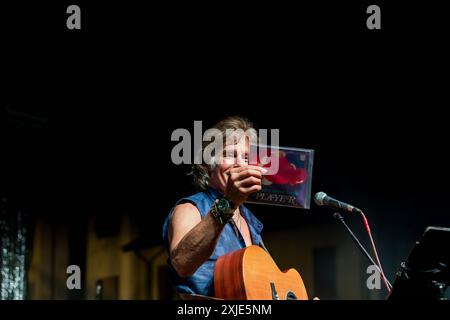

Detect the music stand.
xmin=388 ymin=226 xmax=450 ymax=300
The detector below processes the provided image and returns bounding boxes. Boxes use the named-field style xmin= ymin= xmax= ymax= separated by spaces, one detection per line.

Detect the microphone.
xmin=314 ymin=192 xmax=362 ymax=214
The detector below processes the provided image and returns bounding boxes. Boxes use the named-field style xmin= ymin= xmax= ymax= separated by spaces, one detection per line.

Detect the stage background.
xmin=1 ymin=1 xmax=449 ymax=299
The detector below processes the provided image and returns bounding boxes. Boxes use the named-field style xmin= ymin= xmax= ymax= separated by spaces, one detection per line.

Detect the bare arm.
xmin=168 ymin=203 xmax=225 ymax=278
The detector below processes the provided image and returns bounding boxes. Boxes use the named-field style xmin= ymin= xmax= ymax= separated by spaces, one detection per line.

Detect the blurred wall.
xmin=28 ymin=218 xmax=69 ymax=299
xmin=28 ymin=212 xmax=388 ymax=300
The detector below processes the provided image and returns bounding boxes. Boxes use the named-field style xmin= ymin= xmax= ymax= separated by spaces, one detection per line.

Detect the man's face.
xmin=209 ymin=137 xmax=249 ymax=193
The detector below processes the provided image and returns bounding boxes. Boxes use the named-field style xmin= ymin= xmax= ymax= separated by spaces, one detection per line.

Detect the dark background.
xmin=1 ymin=1 xmax=449 ymax=298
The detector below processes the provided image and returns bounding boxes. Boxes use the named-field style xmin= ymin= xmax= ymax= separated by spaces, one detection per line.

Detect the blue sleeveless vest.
xmin=162 ymin=187 xmax=264 ymax=297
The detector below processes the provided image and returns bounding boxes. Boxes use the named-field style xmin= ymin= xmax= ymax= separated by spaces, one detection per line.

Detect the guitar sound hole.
xmin=286 ymin=291 xmax=298 ymax=300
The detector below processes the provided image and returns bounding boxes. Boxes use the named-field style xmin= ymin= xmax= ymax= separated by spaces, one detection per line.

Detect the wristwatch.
xmin=211 ymin=197 xmax=236 ymax=225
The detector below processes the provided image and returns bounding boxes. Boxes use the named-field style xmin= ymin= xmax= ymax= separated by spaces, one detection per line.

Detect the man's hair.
xmin=189 ymin=116 xmax=255 ymax=191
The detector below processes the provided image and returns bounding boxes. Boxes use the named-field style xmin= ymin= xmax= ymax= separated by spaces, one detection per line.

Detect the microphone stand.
xmin=333 ymin=212 xmax=393 ymax=289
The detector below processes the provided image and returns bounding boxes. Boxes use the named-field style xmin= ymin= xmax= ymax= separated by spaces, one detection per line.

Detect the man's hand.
xmin=224 ymin=165 xmax=266 ymax=208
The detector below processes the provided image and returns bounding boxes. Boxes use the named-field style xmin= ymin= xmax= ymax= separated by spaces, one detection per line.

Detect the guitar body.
xmin=214 ymin=245 xmax=308 ymax=300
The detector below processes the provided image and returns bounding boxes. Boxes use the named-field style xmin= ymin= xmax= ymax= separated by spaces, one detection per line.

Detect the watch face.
xmin=218 ymin=197 xmax=230 ymax=211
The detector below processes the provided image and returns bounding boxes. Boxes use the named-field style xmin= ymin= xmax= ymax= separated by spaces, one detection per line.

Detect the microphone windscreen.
xmin=314 ymin=192 xmax=327 ymax=206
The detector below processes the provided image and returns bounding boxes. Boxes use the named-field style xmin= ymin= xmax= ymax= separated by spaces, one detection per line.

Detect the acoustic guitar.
xmin=214 ymin=245 xmax=309 ymax=300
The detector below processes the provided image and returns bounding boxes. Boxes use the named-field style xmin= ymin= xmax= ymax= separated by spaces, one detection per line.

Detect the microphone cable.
xmin=359 ymin=210 xmax=392 ymax=293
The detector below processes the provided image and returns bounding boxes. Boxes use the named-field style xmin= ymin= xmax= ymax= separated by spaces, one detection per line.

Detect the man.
xmin=162 ymin=116 xmax=266 ymax=297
